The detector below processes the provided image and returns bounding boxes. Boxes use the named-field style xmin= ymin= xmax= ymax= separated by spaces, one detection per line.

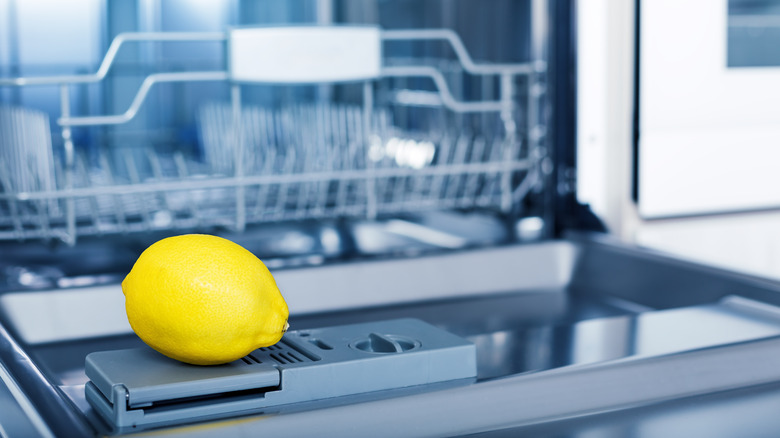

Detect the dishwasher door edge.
xmin=170 ymin=335 xmax=780 ymax=438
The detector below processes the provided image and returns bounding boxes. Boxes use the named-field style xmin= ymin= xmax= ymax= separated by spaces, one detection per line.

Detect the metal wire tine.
xmin=57 ymin=88 xmax=77 ymax=245
xmin=173 ymin=151 xmax=201 ymax=227
xmin=427 ymin=131 xmax=450 ymax=204
xmin=300 ymin=105 xmax=320 ymax=216
xmin=295 ymin=181 xmax=312 ymax=219
xmin=252 ymin=147 xmax=276 ymax=217
xmin=459 ymin=133 xmax=478 ymax=202
xmin=409 ymin=166 xmax=427 ymax=209
xmin=214 ymin=103 xmax=229 ymax=173
xmin=297 ymin=106 xmax=312 ymax=159
xmin=2 ymin=108 xmax=22 ymax=194
xmin=480 ymin=137 xmax=505 ymax=206
xmin=483 ymin=135 xmax=502 ymax=204
xmin=239 ymin=106 xmax=256 ymax=221
xmin=256 ymin=106 xmax=267 ymax=173
xmin=211 ymin=102 xmax=237 ymax=175
xmin=473 ymin=138 xmax=494 ymax=206
xmin=98 ymin=149 xmax=127 ymax=233
xmin=335 ymin=105 xmax=350 ymax=172
xmin=300 ymin=106 xmax=316 ymax=213
xmin=205 ymin=105 xmax=216 ymax=166
xmin=485 ymin=128 xmax=502 ymax=162
xmin=357 ymin=106 xmax=368 ymax=169
xmin=333 ymin=155 xmax=355 ymax=214
xmin=199 ymin=104 xmax=213 ymax=172
xmin=307 ymin=106 xmax=329 ymax=215
xmin=281 ymin=107 xmax=302 ymax=218
xmin=353 ymin=106 xmax=370 ymax=211
xmin=397 ymin=74 xmax=408 ymax=128
xmin=334 ymin=104 xmax=346 ymax=167
xmin=312 ymin=104 xmax=327 ymax=169
xmin=440 ymin=128 xmax=458 ymax=164
xmin=230 ymin=85 xmax=247 ymax=232
xmin=0 ymin=157 xmax=24 ymax=239
xmin=122 ymin=149 xmax=153 ymax=230
xmin=324 ymin=104 xmax=339 ymax=172
xmin=242 ymin=106 xmax=254 ymax=175
xmin=402 ymin=140 xmax=430 ymax=208
xmin=1 ymin=106 xmax=56 ymax=202
xmin=389 ymin=165 xmax=408 ymax=209
xmin=246 ymin=105 xmax=260 ymax=176
xmin=361 ymin=83 xmax=378 ymax=219
xmin=74 ymin=151 xmax=101 ymax=234
xmin=443 ymin=133 xmax=471 ymax=201
xmin=273 ymin=107 xmax=286 ymax=173
xmin=318 ymin=105 xmax=331 ymax=170
xmin=51 ymin=149 xmax=65 ymax=221
xmin=326 ymin=116 xmax=343 ymax=213
xmin=250 ymin=108 xmax=275 ymax=219
xmin=280 ymin=105 xmax=292 ymax=164
xmin=274 ymin=148 xmax=296 ymax=219
xmin=313 ymin=172 xmax=330 ymax=216
xmin=294 ymin=109 xmax=313 ymax=219
xmin=461 ymin=135 xmax=488 ymax=207
xmin=370 ymin=119 xmax=391 ymax=206
xmin=294 ymin=105 xmax=307 ymax=169
xmin=30 ymin=108 xmax=57 ymax=212
xmin=251 ymin=106 xmax=267 ymax=173
xmin=500 ymin=138 xmax=522 ymax=211
xmin=481 ymin=73 xmax=494 ymax=132
xmin=330 ymin=103 xmax=342 ymax=158
xmin=334 ymin=168 xmax=350 ymax=216
xmin=324 ymin=106 xmax=341 ymax=213
xmin=508 ymin=134 xmax=535 ymax=204
xmin=263 ymin=107 xmax=278 ymax=173
xmin=210 ymin=103 xmax=231 ymax=174
xmin=336 ymin=105 xmax=357 ymax=214
xmin=324 ymin=103 xmax=336 ymax=169
xmin=511 ymin=167 xmax=538 ymax=205
xmin=12 ymin=109 xmax=23 ymax=192
xmin=18 ymin=146 xmax=51 ymax=237
xmin=319 ymin=104 xmax=332 ymax=171
xmin=145 ymin=147 xmax=171 ymax=211
xmin=65 ymin=149 xmax=90 ymax=233
xmin=196 ymin=104 xmax=210 ymax=172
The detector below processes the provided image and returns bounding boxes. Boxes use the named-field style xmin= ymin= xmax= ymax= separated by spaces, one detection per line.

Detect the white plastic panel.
xmin=0 ymin=285 xmax=131 ymax=344
xmin=638 ymin=0 xmax=780 ymax=218
xmin=228 ymin=26 xmax=381 ymax=83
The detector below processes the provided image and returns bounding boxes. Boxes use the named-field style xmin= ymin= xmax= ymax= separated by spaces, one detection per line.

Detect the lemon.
xmin=122 ymin=234 xmax=289 ymax=365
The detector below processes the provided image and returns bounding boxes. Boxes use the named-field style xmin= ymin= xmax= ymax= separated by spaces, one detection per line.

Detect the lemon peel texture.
xmin=122 ymin=234 xmax=289 ymax=365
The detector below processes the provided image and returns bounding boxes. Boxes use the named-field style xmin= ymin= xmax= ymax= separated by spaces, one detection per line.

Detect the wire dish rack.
xmin=0 ymin=27 xmax=545 ymax=245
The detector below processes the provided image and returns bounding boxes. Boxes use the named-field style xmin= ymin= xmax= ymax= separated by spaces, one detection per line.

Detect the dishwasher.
xmin=3 ymin=1 xmax=780 ymax=437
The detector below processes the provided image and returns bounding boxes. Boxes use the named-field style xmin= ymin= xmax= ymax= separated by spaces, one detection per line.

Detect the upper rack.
xmin=0 ymin=26 xmax=546 ymax=245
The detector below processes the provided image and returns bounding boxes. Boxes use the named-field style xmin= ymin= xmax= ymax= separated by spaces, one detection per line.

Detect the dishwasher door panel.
xmin=4 ymin=237 xmax=780 ymax=436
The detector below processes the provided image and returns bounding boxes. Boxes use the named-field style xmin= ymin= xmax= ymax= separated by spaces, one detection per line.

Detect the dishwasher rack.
xmin=0 ymin=27 xmax=546 ymax=245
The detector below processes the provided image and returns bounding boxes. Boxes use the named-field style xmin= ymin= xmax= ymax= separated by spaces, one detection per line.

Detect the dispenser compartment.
xmin=85 ymin=318 xmax=476 ymax=430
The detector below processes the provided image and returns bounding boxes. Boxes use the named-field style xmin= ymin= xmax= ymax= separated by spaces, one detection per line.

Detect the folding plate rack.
xmin=0 ymin=26 xmax=545 ymax=245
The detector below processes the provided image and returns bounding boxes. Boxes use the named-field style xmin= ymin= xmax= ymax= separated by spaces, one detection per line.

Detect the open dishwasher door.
xmin=4 ymin=1 xmax=780 ymax=437
xmin=5 ymin=237 xmax=780 ymax=437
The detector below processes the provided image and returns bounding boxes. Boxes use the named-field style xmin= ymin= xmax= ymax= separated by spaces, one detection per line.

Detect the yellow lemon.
xmin=122 ymin=234 xmax=289 ymax=365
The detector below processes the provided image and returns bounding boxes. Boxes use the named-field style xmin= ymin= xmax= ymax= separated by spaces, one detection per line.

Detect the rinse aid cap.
xmin=85 ymin=318 xmax=477 ymax=430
